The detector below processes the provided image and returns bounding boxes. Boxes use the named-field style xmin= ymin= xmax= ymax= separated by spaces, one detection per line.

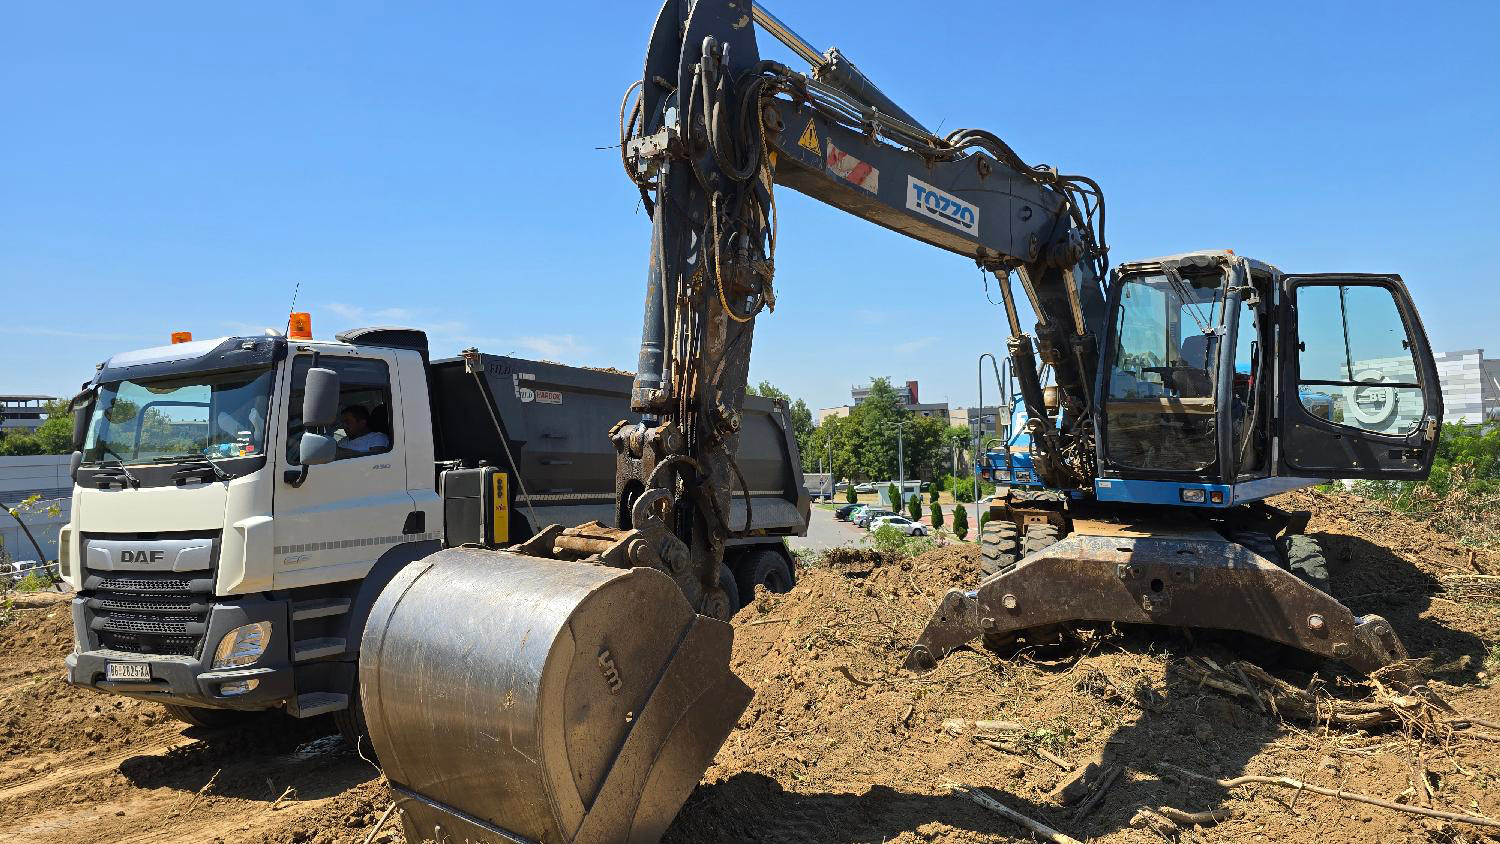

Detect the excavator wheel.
xmin=1279 ymin=533 xmax=1332 ymax=594
xmin=1022 ymin=523 xmax=1062 ymax=557
xmin=979 ymin=521 xmax=1020 ymax=577
xmin=733 ymin=548 xmax=793 ymax=604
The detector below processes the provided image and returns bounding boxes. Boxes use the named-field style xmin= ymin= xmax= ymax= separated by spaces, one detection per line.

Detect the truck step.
xmin=292 ymin=692 xmax=348 ymax=718
xmin=291 ymin=598 xmax=352 ymax=621
xmin=292 ymin=637 xmax=347 ymax=662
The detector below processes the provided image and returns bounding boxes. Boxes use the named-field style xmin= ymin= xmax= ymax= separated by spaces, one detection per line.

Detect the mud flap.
xmin=360 ymin=548 xmax=751 ymax=844
xmin=905 ymin=534 xmax=1406 ymax=674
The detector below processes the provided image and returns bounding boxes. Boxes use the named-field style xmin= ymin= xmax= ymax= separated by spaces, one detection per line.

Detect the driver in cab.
xmin=337 ymin=405 xmax=389 ymax=455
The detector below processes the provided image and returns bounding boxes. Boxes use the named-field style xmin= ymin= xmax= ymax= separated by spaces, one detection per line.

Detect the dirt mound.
xmin=666 ymin=514 xmax=1500 ymax=844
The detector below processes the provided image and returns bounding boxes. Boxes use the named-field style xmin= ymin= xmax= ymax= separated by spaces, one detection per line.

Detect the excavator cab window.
xmin=1102 ymin=269 xmax=1228 ymax=473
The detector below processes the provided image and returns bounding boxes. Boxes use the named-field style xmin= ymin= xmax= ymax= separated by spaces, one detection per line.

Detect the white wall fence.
xmin=0 ymin=456 xmax=72 ymax=563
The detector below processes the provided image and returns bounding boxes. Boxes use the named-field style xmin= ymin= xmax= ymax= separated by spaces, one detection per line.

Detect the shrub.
xmin=907 ymin=494 xmax=922 ymax=521
xmin=871 ymin=524 xmax=937 ymax=558
xmin=979 ymin=510 xmax=992 ymax=530
xmin=951 ymin=476 xmax=996 ymax=504
xmin=887 ymin=483 xmax=900 ymax=509
xmin=845 ymin=483 xmax=857 ymax=504
xmin=929 ymin=483 xmax=940 ymax=504
xmin=953 ymin=504 xmax=969 ymax=541
xmin=930 ymin=501 xmax=944 ymax=530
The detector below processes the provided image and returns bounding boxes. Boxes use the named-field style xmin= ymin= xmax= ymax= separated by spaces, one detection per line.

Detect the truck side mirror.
xmin=72 ymin=406 xmax=90 ymax=451
xmin=299 ymin=433 xmax=337 ymax=466
xmin=302 ymin=367 xmax=341 ymax=428
xmin=69 ymin=450 xmax=83 ymax=482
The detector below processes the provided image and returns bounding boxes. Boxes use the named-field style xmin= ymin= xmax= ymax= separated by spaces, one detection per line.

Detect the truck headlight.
xmin=212 ymin=622 xmax=272 ymax=669
xmin=1180 ymin=488 xmax=1206 ymax=504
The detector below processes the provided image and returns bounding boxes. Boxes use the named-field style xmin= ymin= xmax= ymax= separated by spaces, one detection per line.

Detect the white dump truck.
xmin=58 ymin=324 xmax=806 ymax=732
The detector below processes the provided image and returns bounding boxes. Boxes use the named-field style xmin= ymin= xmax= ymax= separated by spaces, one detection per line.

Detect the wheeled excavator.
xmin=356 ymin=3 xmax=1445 ymax=842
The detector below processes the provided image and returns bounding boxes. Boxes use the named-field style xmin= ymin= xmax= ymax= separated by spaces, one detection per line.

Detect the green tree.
xmin=929 ymin=483 xmax=940 ymax=505
xmin=907 ymin=494 xmax=922 ymax=521
xmin=930 ymin=501 xmax=944 ymax=530
xmin=953 ymin=503 xmax=969 ymax=541
xmin=887 ymin=482 xmax=900 ymax=509
xmin=846 ymin=377 xmax=907 ymax=481
xmin=979 ymin=510 xmax=992 ymax=530
xmin=748 ymin=381 xmax=814 ymax=458
xmin=845 ymin=482 xmax=857 ymax=504
xmin=0 ymin=401 xmax=76 ymax=456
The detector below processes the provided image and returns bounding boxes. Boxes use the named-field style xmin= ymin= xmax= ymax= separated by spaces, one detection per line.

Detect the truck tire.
xmin=979 ymin=521 xmax=1020 ymax=577
xmin=1279 ymin=533 xmax=1332 ymax=593
xmin=161 ymin=704 xmax=257 ymax=730
xmin=335 ymin=690 xmax=376 ymax=761
xmin=1228 ymin=529 xmax=1279 ymax=562
xmin=1021 ymin=523 xmax=1061 ymax=557
xmin=732 ymin=548 xmax=793 ymax=603
xmin=719 ymin=563 xmax=742 ymax=614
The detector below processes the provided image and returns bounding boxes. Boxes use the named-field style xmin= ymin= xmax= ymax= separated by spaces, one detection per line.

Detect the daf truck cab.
xmin=59 ymin=323 xmax=807 ymax=730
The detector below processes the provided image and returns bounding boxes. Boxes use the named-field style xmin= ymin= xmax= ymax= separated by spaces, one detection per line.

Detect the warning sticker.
xmin=826 ymin=142 xmax=879 ymax=193
xmin=797 ymin=120 xmax=820 ymax=154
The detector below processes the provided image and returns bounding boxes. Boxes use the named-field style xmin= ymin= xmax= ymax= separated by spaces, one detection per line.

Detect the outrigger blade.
xmin=360 ymin=548 xmax=750 ymax=844
xmin=905 ymin=533 xmax=1407 ymax=674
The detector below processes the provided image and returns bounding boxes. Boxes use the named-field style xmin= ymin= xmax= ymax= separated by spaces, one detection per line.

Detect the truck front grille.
xmin=82 ymin=539 xmax=217 ymax=659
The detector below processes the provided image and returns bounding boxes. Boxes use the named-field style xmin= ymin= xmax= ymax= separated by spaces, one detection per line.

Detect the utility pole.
xmin=896 ymin=418 xmax=905 ymax=509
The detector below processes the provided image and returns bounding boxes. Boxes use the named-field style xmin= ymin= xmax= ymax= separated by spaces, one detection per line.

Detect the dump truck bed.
xmin=427 ymin=354 xmax=808 ymax=541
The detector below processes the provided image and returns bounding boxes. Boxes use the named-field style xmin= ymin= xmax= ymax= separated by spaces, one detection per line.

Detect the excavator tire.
xmin=1022 ymin=523 xmax=1061 ymax=557
xmin=360 ymin=548 xmax=751 ymax=844
xmin=979 ymin=521 xmax=1020 ymax=577
xmin=162 ymin=704 xmax=257 ymax=730
xmin=1280 ymin=533 xmax=1332 ymax=593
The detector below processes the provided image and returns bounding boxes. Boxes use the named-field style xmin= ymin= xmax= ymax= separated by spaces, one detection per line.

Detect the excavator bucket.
xmin=359 ymin=548 xmax=751 ymax=844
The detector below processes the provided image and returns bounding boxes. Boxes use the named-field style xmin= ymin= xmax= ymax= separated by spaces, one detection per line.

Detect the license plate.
xmin=106 ymin=662 xmax=152 ymax=682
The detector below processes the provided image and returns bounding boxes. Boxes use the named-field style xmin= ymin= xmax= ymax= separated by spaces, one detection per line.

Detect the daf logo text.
xmin=120 ymin=549 xmax=166 ymax=564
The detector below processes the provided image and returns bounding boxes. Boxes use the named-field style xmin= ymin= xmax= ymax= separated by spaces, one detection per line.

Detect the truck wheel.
xmin=161 ymin=704 xmax=257 ymax=730
xmin=335 ymin=691 xmax=377 ymax=761
xmin=1228 ymin=529 xmax=1279 ymax=562
xmin=1021 ymin=523 xmax=1061 ymax=557
xmin=719 ymin=563 xmax=742 ymax=614
xmin=979 ymin=521 xmax=1019 ymax=577
xmin=1279 ymin=533 xmax=1332 ymax=593
xmin=733 ymin=549 xmax=793 ymax=603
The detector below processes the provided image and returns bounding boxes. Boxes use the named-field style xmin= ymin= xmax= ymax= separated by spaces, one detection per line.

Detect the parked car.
xmin=834 ymin=503 xmax=864 ymax=521
xmin=869 ymin=515 xmax=926 ymax=536
xmin=853 ymin=482 xmax=876 ymax=494
xmin=854 ymin=507 xmax=894 ymax=528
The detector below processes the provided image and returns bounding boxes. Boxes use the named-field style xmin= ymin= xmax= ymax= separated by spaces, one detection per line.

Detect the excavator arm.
xmin=617 ymin=0 xmax=1113 ymax=622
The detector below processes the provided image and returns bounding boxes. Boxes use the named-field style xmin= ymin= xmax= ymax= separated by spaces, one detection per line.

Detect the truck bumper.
xmin=65 ymin=596 xmax=295 ymax=710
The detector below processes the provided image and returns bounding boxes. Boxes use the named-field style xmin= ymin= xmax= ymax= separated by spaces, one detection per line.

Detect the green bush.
xmin=871 ymin=524 xmax=937 ymax=558
xmin=953 ymin=504 xmax=969 ymax=541
xmin=887 ymin=483 xmax=900 ymax=509
xmin=929 ymin=483 xmax=940 ymax=504
xmin=1354 ymin=421 xmax=1499 ymax=548
xmin=845 ymin=483 xmax=857 ymax=504
xmin=979 ymin=510 xmax=991 ymax=530
xmin=907 ymin=494 xmax=922 ymax=521
xmin=930 ymin=501 xmax=944 ymax=530
xmin=14 ymin=570 xmax=55 ymax=593
xmin=951 ymin=476 xmax=996 ymax=504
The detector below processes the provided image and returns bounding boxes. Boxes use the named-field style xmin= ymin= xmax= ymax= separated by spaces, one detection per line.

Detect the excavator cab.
xmin=1095 ymin=251 xmax=1442 ymax=506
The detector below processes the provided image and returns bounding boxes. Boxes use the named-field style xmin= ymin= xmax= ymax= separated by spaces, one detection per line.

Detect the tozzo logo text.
xmin=906 ymin=176 xmax=979 ymax=234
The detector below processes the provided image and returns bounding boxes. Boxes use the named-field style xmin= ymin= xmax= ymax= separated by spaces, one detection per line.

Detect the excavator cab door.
xmin=1277 ymin=274 xmax=1442 ymax=479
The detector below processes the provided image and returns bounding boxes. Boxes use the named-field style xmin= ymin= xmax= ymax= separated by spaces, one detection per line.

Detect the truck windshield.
xmin=1104 ymin=271 xmax=1227 ymax=472
xmin=82 ymin=368 xmax=275 ymax=466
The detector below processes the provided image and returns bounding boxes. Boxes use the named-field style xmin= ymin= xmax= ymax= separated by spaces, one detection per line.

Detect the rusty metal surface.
xmin=906 ymin=533 xmax=1406 ymax=674
xmin=361 ymin=548 xmax=751 ymax=844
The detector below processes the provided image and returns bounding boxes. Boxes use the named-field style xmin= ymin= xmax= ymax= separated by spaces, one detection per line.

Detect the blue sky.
xmin=3 ymin=2 xmax=1496 ymax=414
